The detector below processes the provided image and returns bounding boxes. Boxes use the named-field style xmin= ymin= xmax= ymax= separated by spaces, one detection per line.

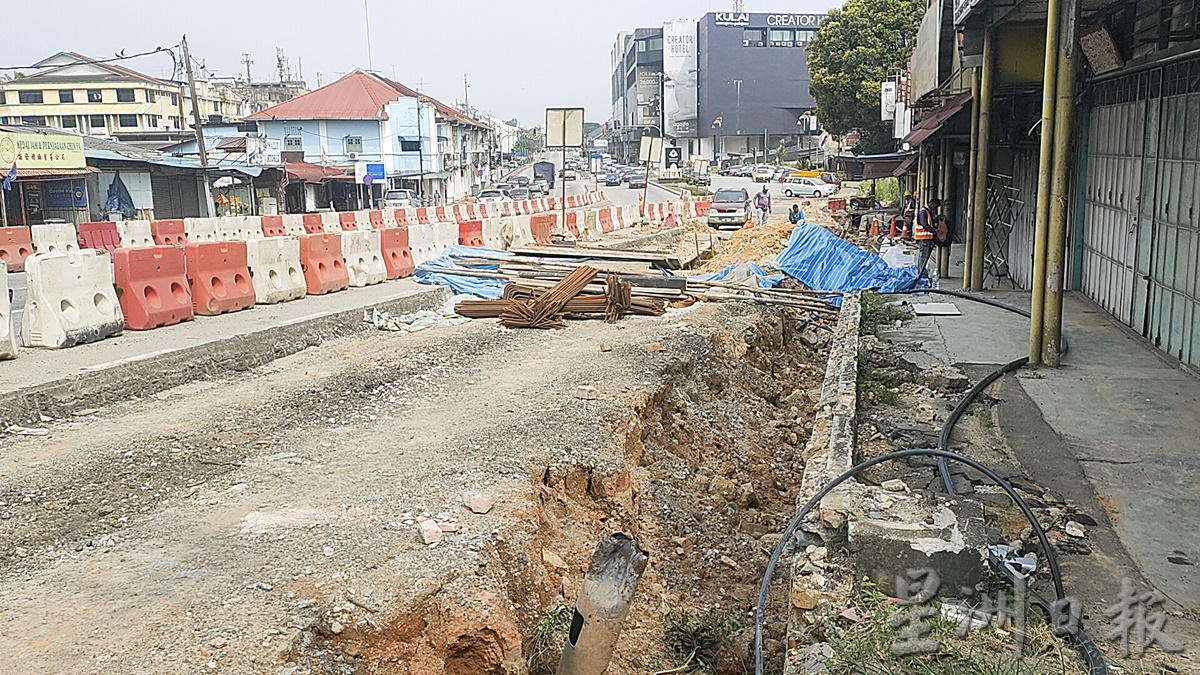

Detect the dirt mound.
xmin=696 ymin=221 xmax=798 ymax=273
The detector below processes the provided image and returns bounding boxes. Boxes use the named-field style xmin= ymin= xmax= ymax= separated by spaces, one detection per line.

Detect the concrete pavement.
xmin=882 ymin=286 xmax=1200 ymax=648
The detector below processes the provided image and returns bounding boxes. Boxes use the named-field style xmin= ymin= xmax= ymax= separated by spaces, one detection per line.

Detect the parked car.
xmin=384 ymin=189 xmax=419 ymax=208
xmin=692 ymin=172 xmax=711 ymax=186
xmin=733 ymin=165 xmax=755 ymax=178
xmin=530 ymin=178 xmax=549 ymax=195
xmin=627 ymin=173 xmax=647 ymax=189
xmin=780 ymin=177 xmax=835 ymax=198
xmin=819 ymin=172 xmax=843 ymax=188
xmin=508 ymin=187 xmax=531 ymax=200
xmin=604 ymin=172 xmax=623 ymax=186
xmin=707 ymin=188 xmax=752 ymax=228
xmin=752 ymin=166 xmax=775 ymax=182
xmin=477 ymin=189 xmax=510 ymax=204
xmin=718 ymin=165 xmax=742 ymax=176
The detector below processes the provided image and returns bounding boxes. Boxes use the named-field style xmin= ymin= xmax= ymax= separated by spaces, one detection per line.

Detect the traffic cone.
xmin=888 ymin=217 xmax=899 ymax=238
xmin=869 ymin=217 xmax=880 ymax=236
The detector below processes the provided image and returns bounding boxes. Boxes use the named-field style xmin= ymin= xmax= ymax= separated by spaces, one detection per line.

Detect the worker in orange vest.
xmin=914 ymin=197 xmax=942 ymax=278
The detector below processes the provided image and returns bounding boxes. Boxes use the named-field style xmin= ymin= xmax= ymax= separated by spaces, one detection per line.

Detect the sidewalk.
xmin=882 ymin=287 xmax=1200 ymax=655
xmin=1 ymin=280 xmax=448 ymax=426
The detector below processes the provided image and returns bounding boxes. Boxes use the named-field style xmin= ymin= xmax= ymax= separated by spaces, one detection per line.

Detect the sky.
xmin=3 ymin=0 xmax=838 ymax=127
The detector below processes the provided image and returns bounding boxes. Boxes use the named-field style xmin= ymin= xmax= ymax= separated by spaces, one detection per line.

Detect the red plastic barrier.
xmin=298 ymin=232 xmax=349 ymax=295
xmin=530 ymin=214 xmax=555 ymax=245
xmin=302 ymin=213 xmax=325 ymax=234
xmin=434 ymin=206 xmax=449 ymax=222
xmin=339 ymin=212 xmax=360 ymax=230
xmin=113 ymin=245 xmax=194 ymax=330
xmin=380 ymin=227 xmax=414 ymax=279
xmin=597 ymin=208 xmax=614 ymax=233
xmin=415 ymin=207 xmax=432 ymax=225
xmin=368 ymin=210 xmax=387 ymax=229
xmin=392 ymin=209 xmax=409 ymax=226
xmin=695 ymin=202 xmax=711 ymax=217
xmin=0 ymin=226 xmax=34 ymax=272
xmin=458 ymin=220 xmax=484 ymax=247
xmin=828 ymin=198 xmax=847 ymax=212
xmin=78 ymin=221 xmax=121 ymax=252
xmin=150 ymin=219 xmax=187 ymax=246
xmin=614 ymin=207 xmax=627 ymax=229
xmin=260 ymin=215 xmax=287 ymax=237
xmin=565 ymin=211 xmax=581 ymax=238
xmin=184 ymin=241 xmax=255 ymax=315
xmin=465 ymin=204 xmax=479 ymax=220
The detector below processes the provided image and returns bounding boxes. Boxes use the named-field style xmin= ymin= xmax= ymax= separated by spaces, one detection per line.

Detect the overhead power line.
xmin=0 ymin=46 xmax=180 ymax=72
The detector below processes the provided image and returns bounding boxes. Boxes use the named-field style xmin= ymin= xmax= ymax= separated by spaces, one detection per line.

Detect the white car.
xmin=477 ymin=189 xmax=511 ymax=204
xmin=384 ymin=189 xmax=420 ymax=208
xmin=780 ymin=177 xmax=835 ymax=198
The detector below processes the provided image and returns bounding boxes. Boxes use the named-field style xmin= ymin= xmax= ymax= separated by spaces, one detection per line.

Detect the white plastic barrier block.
xmin=21 ymin=250 xmax=123 ymax=349
xmin=505 ymin=215 xmax=535 ymax=248
xmin=341 ymin=229 xmax=387 ymax=287
xmin=482 ymin=219 xmax=505 ymax=250
xmin=320 ymin=212 xmax=343 ymax=233
xmin=183 ymin=217 xmax=220 ymax=242
xmin=30 ymin=223 xmax=79 ymax=255
xmin=245 ymin=236 xmax=306 ymax=304
xmin=0 ymin=261 xmax=16 ymax=359
xmin=281 ymin=214 xmax=307 ymax=236
xmin=433 ymin=221 xmax=457 ymax=257
xmin=115 ymin=220 xmax=155 ymax=248
xmin=408 ymin=224 xmax=439 ymax=267
xmin=215 ymin=216 xmax=248 ymax=241
xmin=353 ymin=210 xmax=372 ymax=229
xmin=240 ymin=216 xmax=264 ymax=240
xmin=582 ymin=210 xmax=601 ymax=240
xmin=381 ymin=210 xmax=399 ymax=228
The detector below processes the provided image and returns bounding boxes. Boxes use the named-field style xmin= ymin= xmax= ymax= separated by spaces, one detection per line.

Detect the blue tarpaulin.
xmin=773 ymin=224 xmax=924 ymax=295
xmin=692 ymin=262 xmax=785 ymax=288
xmin=414 ymin=245 xmax=513 ymax=299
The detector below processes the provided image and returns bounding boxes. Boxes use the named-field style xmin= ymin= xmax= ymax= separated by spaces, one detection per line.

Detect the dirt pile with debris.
xmin=695 ymin=221 xmax=798 ymax=274
xmin=0 ymin=300 xmax=830 ymax=675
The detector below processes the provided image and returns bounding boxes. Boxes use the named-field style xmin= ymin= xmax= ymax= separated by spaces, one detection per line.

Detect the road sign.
xmin=639 ymin=136 xmax=663 ymax=164
xmin=664 ymin=146 xmax=682 ymax=169
xmin=545 ymin=108 xmax=585 ymax=148
xmin=355 ymin=162 xmax=386 ymax=184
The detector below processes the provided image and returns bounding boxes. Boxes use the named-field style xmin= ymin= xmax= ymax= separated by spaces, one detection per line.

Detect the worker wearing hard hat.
xmin=914 ymin=197 xmax=943 ymax=278
xmin=901 ymin=190 xmax=917 ymax=240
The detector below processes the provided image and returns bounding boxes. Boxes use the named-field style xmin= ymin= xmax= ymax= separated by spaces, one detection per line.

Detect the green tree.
xmin=807 ymin=0 xmax=924 ymax=154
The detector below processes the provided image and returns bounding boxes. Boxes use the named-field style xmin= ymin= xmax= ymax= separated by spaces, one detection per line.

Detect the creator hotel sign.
xmin=714 ymin=12 xmax=822 ymax=28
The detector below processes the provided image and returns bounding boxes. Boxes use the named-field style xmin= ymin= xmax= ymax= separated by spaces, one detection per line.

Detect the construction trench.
xmin=2 ymin=215 xmax=1190 ymax=674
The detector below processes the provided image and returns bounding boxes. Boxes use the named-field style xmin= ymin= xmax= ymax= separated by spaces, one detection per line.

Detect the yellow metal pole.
xmin=1043 ymin=38 xmax=1079 ymax=365
xmin=964 ymin=69 xmax=981 ymax=289
xmin=970 ymin=33 xmax=995 ymax=291
xmin=1029 ymin=0 xmax=1062 ymax=365
xmin=939 ymin=138 xmax=953 ymax=277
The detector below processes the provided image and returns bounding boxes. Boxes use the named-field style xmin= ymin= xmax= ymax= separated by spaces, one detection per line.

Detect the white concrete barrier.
xmin=240 ymin=216 xmax=265 ymax=240
xmin=408 ymin=224 xmax=439 ymax=266
xmin=482 ymin=219 xmax=505 ymax=250
xmin=380 ymin=210 xmax=399 ymax=228
xmin=245 ymin=236 xmax=306 ymax=304
xmin=281 ymin=214 xmax=307 ymax=236
xmin=115 ymin=220 xmax=155 ymax=248
xmin=341 ymin=229 xmax=387 ymax=287
xmin=21 ymin=250 xmax=124 ymax=349
xmin=503 ymin=215 xmax=536 ymax=248
xmin=183 ymin=217 xmax=220 ymax=242
xmin=30 ymin=223 xmax=79 ymax=255
xmin=433 ymin=220 xmax=457 ymax=256
xmin=320 ymin=212 xmax=343 ymax=233
xmin=0 ymin=261 xmax=16 ymax=359
xmin=582 ymin=210 xmax=602 ymax=240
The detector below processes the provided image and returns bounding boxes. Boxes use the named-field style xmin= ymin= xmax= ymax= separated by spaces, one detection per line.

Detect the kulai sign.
xmin=0 ymin=131 xmax=86 ymax=170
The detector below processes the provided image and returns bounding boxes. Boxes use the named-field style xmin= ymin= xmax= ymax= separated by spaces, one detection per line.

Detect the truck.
xmin=533 ymin=161 xmax=555 ymax=191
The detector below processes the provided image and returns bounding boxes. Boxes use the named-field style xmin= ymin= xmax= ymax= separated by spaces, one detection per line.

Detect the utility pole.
xmin=182 ymin=35 xmax=213 ymax=217
xmin=363 ymin=0 xmax=374 ymax=71
xmin=463 ymin=75 xmax=470 ymax=114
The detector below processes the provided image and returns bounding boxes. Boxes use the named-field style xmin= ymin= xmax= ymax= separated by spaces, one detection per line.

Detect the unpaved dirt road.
xmin=0 ymin=302 xmax=827 ymax=674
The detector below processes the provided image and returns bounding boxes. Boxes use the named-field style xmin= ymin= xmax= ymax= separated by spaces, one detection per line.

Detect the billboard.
xmin=909 ymin=0 xmax=942 ymax=103
xmin=635 ymin=67 xmax=660 ymax=127
xmin=0 ymin=131 xmax=86 ymax=170
xmin=663 ymin=20 xmax=699 ymax=137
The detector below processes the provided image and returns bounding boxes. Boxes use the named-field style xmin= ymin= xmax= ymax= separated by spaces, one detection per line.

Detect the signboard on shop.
xmin=0 ymin=131 xmax=86 ymax=170
xmin=354 ymin=162 xmax=386 ymax=184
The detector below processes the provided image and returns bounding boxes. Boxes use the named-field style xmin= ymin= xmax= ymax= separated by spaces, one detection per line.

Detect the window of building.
xmin=284 ymin=135 xmax=303 ymax=150
xmin=400 ymin=140 xmax=421 ymax=152
xmin=770 ymin=29 xmax=795 ymax=46
xmin=344 ymin=136 xmax=364 ymax=154
xmin=116 ymin=89 xmax=135 ymax=103
xmin=21 ymin=116 xmax=46 ymax=126
xmin=637 ymin=36 xmax=663 ymax=52
xmin=170 ymin=92 xmax=179 ymax=106
xmin=60 ymin=115 xmax=77 ymax=128
xmin=90 ymin=115 xmax=106 ymax=128
xmin=743 ymin=28 xmax=767 ymax=46
xmin=88 ymin=89 xmax=103 ymax=103
xmin=118 ymin=114 xmax=138 ymax=128
xmin=18 ymin=90 xmax=44 ymax=104
xmin=59 ymin=90 xmax=75 ymax=103
xmin=171 ymin=116 xmax=181 ymax=129
xmin=146 ymin=90 xmax=156 ymax=103
xmin=148 ymin=115 xmax=160 ymax=128
xmin=795 ymin=30 xmax=816 ymax=45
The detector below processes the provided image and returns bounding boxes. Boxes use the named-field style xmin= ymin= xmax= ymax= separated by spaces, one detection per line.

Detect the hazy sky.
xmin=4 ymin=0 xmax=838 ymax=127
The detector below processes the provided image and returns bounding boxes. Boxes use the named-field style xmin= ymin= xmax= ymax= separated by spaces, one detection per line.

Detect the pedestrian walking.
xmin=753 ymin=187 xmax=772 ymax=226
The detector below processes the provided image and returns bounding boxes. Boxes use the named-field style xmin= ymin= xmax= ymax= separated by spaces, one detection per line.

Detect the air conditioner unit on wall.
xmin=348 ymin=152 xmax=359 ymax=160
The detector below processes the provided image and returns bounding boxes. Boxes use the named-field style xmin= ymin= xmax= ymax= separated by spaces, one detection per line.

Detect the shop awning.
xmin=13 ymin=167 xmax=98 ymax=180
xmin=902 ymin=92 xmax=972 ymax=147
xmin=892 ymin=154 xmax=919 ymax=177
xmin=285 ymin=161 xmax=355 ymax=183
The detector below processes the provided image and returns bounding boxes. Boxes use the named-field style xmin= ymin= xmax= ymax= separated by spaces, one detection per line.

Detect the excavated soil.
xmin=0 ymin=301 xmax=830 ymax=675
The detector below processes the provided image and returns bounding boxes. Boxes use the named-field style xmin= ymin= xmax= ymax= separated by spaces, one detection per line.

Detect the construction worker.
xmin=900 ymin=190 xmax=917 ymax=240
xmin=753 ymin=187 xmax=772 ymax=226
xmin=788 ymin=203 xmax=806 ymax=224
xmin=914 ymin=197 xmax=942 ymax=278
